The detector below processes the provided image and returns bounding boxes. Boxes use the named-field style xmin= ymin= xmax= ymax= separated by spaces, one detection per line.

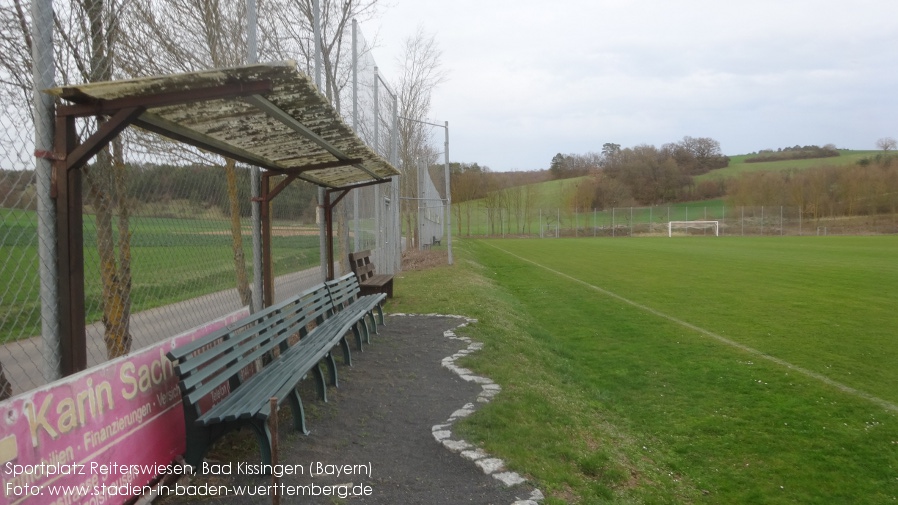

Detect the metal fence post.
xmin=247 ymin=0 xmax=263 ymax=311
xmin=444 ymin=121 xmax=453 ymax=264
xmin=33 ymin=0 xmax=61 ymax=381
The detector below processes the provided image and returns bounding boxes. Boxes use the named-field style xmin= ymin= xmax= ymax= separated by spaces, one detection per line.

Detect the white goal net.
xmin=668 ymin=220 xmax=719 ymax=237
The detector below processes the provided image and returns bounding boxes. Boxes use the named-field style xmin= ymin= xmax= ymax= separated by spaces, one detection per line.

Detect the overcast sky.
xmin=368 ymin=0 xmax=898 ymax=171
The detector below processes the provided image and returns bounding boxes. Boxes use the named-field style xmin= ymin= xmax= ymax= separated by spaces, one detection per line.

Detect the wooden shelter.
xmin=42 ymin=62 xmax=400 ymax=375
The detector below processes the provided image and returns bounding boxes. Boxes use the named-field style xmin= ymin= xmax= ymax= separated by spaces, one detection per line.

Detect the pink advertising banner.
xmin=0 ymin=308 xmax=249 ymax=505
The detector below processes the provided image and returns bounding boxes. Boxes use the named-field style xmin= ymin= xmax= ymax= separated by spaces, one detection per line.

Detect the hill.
xmin=696 ymin=150 xmax=880 ymax=181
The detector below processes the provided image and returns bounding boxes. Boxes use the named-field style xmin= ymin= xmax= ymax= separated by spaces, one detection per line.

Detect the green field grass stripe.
xmin=484 ymin=241 xmax=898 ymax=414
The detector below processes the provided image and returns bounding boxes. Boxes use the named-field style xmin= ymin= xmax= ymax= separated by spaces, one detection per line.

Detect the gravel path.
xmin=161 ymin=314 xmax=542 ymax=505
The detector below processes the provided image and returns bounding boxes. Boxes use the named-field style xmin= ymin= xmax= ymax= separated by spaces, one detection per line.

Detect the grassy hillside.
xmin=697 ymin=150 xmax=880 ymax=181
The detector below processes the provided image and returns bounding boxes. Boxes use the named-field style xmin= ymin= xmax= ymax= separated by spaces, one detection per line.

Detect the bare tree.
xmin=120 ymin=0 xmax=258 ymax=309
xmin=876 ymin=137 xmax=897 ymax=152
xmin=275 ymin=0 xmax=381 ymax=114
xmin=395 ymin=27 xmax=447 ymax=248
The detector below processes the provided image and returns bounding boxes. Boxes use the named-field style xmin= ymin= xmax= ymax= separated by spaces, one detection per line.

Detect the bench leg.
xmin=352 ymin=320 xmax=366 ymax=350
xmin=183 ymin=425 xmax=213 ymax=470
xmin=287 ymin=387 xmax=310 ymax=435
xmin=372 ymin=304 xmax=385 ymax=328
xmin=247 ymin=419 xmax=274 ymax=468
xmin=367 ymin=306 xmax=384 ymax=334
xmin=325 ymin=351 xmax=339 ymax=387
xmin=312 ymin=362 xmax=327 ymax=402
xmin=358 ymin=318 xmax=371 ymax=345
xmin=342 ymin=332 xmax=355 ymax=362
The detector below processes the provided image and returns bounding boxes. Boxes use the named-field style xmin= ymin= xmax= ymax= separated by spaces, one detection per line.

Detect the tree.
xmin=876 ymin=137 xmax=897 ymax=151
xmin=395 ymin=27 xmax=446 ymax=248
xmin=549 ymin=153 xmax=567 ymax=179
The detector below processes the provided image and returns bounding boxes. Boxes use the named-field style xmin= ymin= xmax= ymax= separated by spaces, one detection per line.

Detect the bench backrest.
xmin=349 ymin=250 xmax=377 ymax=282
xmin=326 ymin=273 xmax=361 ymax=311
xmin=167 ymin=284 xmax=333 ymax=415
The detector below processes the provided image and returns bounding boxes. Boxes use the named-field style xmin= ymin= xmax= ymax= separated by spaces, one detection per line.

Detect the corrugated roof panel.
xmin=45 ymin=61 xmax=400 ymax=188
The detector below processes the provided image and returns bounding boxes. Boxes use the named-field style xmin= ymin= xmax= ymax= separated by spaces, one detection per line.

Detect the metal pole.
xmin=33 ymin=0 xmax=61 ymax=381
xmin=246 ymin=0 xmax=258 ymax=62
xmin=247 ymin=0 xmax=263 ymax=311
xmin=313 ymin=0 xmax=327 ymax=279
xmin=313 ymin=0 xmax=322 ymax=90
xmin=352 ymin=19 xmax=359 ymax=252
xmin=372 ymin=68 xmax=381 ymax=261
xmin=444 ymin=121 xmax=452 ymax=264
xmin=417 ymin=159 xmax=424 ymax=250
xmin=392 ymin=96 xmax=400 ymax=273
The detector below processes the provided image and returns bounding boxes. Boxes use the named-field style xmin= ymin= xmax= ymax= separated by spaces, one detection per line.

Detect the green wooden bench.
xmin=326 ymin=273 xmax=387 ymax=348
xmin=349 ymin=249 xmax=394 ymax=298
xmin=167 ymin=283 xmax=365 ymax=468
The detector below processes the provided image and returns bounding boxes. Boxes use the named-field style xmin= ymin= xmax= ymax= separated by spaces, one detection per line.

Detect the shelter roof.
xmin=45 ymin=61 xmax=399 ymax=189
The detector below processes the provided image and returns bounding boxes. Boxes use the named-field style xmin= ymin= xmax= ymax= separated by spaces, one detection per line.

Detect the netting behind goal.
xmin=668 ymin=220 xmax=719 ymax=237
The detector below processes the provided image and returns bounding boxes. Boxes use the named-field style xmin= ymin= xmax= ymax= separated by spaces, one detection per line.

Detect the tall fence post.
xmin=444 ymin=121 xmax=452 ymax=264
xmin=612 ymin=208 xmax=615 ymax=237
xmin=351 ymin=19 xmax=360 ymax=252
xmin=247 ymin=0 xmax=263 ymax=311
xmin=33 ymin=0 xmax=61 ymax=381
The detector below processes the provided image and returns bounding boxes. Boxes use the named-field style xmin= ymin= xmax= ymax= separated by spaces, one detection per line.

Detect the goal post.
xmin=668 ymin=220 xmax=719 ymax=237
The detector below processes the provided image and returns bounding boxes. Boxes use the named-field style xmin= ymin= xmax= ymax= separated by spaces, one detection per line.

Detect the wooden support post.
xmin=261 ymin=173 xmax=274 ymax=308
xmin=324 ymin=189 xmax=350 ymax=281
xmin=325 ymin=190 xmax=335 ymax=281
xmin=53 ymin=114 xmax=87 ymax=375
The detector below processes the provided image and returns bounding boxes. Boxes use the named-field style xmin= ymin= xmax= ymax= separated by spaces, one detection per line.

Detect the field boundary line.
xmin=484 ymin=242 xmax=898 ymax=414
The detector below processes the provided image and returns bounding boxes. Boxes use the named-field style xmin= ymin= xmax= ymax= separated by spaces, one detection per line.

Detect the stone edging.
xmin=389 ymin=314 xmax=545 ymax=505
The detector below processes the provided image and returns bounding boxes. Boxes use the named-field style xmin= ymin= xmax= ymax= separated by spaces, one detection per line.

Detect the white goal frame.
xmin=668 ymin=220 xmax=719 ymax=237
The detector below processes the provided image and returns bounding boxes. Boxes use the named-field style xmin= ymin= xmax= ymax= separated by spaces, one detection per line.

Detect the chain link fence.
xmin=458 ymin=204 xmax=898 ymax=238
xmin=0 ymin=4 xmax=401 ymax=397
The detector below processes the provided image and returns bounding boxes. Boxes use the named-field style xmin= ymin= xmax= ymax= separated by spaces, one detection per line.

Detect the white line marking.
xmin=485 ymin=242 xmax=898 ymax=414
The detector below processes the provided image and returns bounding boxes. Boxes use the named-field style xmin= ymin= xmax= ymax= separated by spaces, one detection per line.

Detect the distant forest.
xmin=744 ymin=144 xmax=840 ymax=163
xmin=1 ymin=163 xmax=319 ymax=221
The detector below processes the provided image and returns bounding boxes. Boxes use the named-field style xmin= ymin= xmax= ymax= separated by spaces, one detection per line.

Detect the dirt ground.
xmin=160 ymin=315 xmax=538 ymax=505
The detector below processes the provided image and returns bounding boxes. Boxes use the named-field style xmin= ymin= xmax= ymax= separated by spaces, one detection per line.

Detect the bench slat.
xmin=169 ymin=274 xmax=382 ymax=469
xmin=179 ymin=299 xmax=323 ymax=397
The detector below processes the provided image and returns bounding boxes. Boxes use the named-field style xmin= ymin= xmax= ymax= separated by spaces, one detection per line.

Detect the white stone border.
xmin=390 ymin=314 xmax=544 ymax=505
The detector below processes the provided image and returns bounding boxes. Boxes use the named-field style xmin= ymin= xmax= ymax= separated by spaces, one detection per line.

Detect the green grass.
xmin=390 ymin=237 xmax=898 ymax=504
xmin=0 ymin=209 xmax=320 ymax=342
xmin=698 ymin=150 xmax=880 ymax=181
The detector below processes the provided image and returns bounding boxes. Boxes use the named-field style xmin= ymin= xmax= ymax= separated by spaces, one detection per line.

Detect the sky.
xmin=368 ymin=0 xmax=898 ymax=172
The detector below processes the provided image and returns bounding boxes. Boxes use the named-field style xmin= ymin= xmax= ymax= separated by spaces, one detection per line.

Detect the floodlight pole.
xmin=397 ymin=116 xmax=453 ymax=265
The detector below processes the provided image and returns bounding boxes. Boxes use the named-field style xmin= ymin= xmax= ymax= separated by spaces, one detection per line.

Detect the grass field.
xmin=390 ymin=236 xmax=898 ymax=504
xmin=0 ymin=209 xmax=321 ymax=342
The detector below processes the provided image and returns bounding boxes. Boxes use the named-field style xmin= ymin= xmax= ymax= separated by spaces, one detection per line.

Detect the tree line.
xmin=447 ymin=140 xmax=898 ymax=236
xmin=744 ymin=144 xmax=840 ymax=163
xmin=729 ymin=155 xmax=898 ymax=219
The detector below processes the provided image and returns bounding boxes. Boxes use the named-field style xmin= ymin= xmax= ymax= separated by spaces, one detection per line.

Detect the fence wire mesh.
xmin=456 ymin=203 xmax=898 ymax=238
xmin=0 ymin=4 xmax=401 ymax=397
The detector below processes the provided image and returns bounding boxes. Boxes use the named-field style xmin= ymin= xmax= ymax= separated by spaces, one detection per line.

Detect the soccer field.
xmin=481 ymin=236 xmax=898 ymax=406
xmin=396 ymin=236 xmax=898 ymax=503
